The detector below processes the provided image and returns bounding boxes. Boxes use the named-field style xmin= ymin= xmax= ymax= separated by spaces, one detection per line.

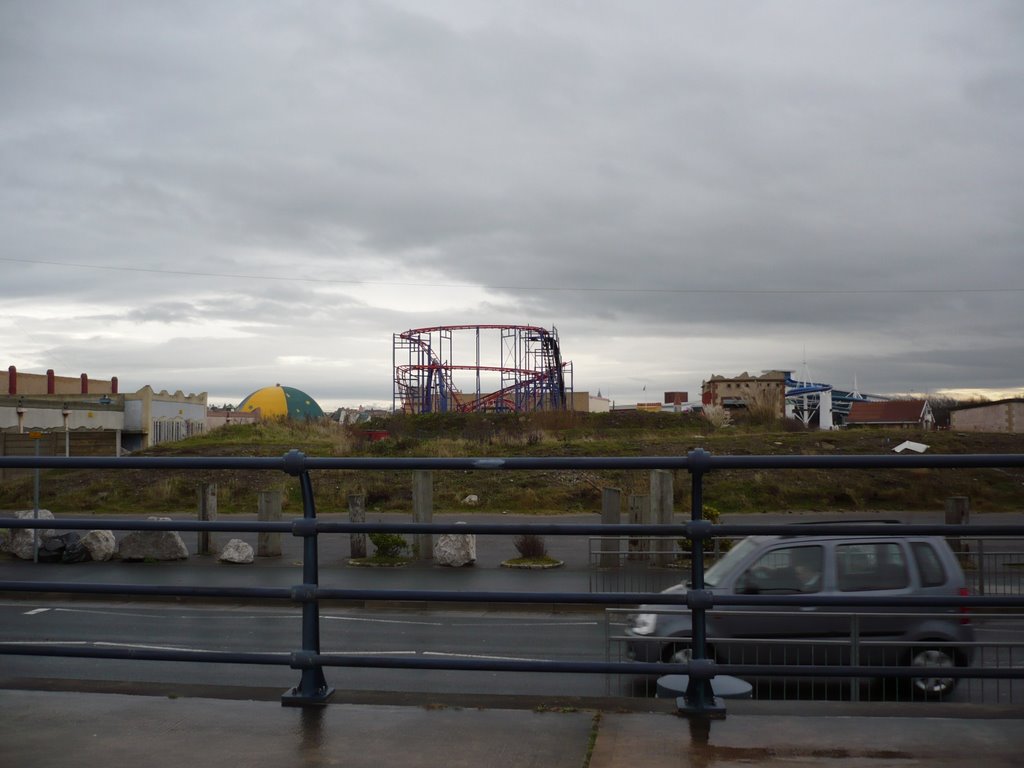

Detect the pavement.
xmin=2 ymin=510 xmax=1024 ymax=766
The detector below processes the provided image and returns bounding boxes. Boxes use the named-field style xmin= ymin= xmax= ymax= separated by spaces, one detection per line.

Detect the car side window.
xmin=912 ymin=542 xmax=947 ymax=587
xmin=736 ymin=545 xmax=823 ymax=594
xmin=837 ymin=542 xmax=909 ymax=591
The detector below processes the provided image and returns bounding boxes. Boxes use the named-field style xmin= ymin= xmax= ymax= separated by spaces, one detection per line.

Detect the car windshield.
xmin=702 ymin=536 xmax=759 ymax=587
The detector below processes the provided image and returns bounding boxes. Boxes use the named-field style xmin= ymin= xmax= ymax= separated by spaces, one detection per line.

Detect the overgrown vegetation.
xmin=369 ymin=532 xmax=409 ymax=559
xmin=2 ymin=412 xmax=1023 ymax=515
xmin=513 ymin=533 xmax=548 ymax=559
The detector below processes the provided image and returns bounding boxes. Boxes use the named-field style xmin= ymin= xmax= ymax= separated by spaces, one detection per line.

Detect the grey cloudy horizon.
xmin=2 ymin=1 xmax=1022 ymax=410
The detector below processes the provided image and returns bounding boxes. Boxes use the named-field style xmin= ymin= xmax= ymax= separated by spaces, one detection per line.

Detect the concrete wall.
xmin=2 ymin=367 xmax=117 ymax=396
xmin=207 ymin=409 xmax=260 ymax=431
xmin=0 ymin=395 xmax=125 ymax=432
xmin=951 ymin=401 xmax=1023 ymax=433
xmin=123 ymin=386 xmax=207 ymax=449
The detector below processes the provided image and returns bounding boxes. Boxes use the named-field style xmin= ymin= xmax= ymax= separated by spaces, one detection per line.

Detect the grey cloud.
xmin=2 ymin=2 xmax=1022 ymax=406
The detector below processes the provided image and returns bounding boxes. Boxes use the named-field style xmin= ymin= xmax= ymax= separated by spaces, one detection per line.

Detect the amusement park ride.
xmin=785 ymin=365 xmax=873 ymax=429
xmin=393 ymin=325 xmax=573 ymax=414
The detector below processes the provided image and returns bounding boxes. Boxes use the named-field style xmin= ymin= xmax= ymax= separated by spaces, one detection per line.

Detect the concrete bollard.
xmin=197 ymin=483 xmax=217 ymax=555
xmin=413 ymin=470 xmax=433 ymax=561
xmin=257 ymin=490 xmax=283 ymax=557
xmin=600 ymin=487 xmax=622 ymax=568
xmin=628 ymin=494 xmax=652 ymax=562
xmin=348 ymin=493 xmax=367 ymax=559
xmin=650 ymin=470 xmax=674 ymax=567
xmin=945 ymin=496 xmax=970 ymax=556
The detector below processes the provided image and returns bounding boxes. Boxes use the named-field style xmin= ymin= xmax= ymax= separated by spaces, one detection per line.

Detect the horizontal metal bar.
xmin=2 ymin=580 xmax=1022 ymax=608
xmin=0 ymin=644 xmax=287 ymax=665
xmin=0 ymin=581 xmax=294 ymax=600
xmin=0 ymin=517 xmax=293 ymax=533
xmin=4 ymin=516 xmax=1024 ymax=539
xmin=6 ymin=642 xmax=1018 ymax=681
xmin=2 ymin=452 xmax=1023 ymax=472
xmin=713 ymin=663 xmax=1024 ymax=680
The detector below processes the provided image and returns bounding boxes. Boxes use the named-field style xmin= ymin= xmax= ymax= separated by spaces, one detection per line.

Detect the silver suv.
xmin=626 ymin=529 xmax=975 ymax=699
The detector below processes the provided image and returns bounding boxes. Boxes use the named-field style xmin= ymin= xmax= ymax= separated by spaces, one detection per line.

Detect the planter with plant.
xmin=501 ymin=533 xmax=563 ymax=569
xmin=348 ymin=532 xmax=412 ymax=567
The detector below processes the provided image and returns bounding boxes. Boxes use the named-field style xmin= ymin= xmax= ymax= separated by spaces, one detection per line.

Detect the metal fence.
xmin=2 ymin=448 xmax=1024 ymax=718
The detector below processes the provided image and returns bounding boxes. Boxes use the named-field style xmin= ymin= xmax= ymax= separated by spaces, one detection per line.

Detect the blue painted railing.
xmin=2 ymin=449 xmax=1024 ymax=716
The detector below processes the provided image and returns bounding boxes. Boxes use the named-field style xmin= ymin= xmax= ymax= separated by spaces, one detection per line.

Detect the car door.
xmin=715 ymin=543 xmax=830 ymax=665
xmin=833 ymin=540 xmax=913 ymax=665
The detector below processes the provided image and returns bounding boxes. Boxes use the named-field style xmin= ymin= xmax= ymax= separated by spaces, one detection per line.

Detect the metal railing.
xmin=2 ymin=448 xmax=1024 ymax=718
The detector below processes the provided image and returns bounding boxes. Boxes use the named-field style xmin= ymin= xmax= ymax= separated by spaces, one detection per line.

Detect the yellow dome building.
xmin=238 ymin=384 xmax=324 ymax=420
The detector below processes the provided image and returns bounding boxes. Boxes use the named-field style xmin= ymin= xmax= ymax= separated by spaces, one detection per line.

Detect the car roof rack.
xmin=789 ymin=519 xmax=902 ymax=525
xmin=776 ymin=519 xmax=903 ymax=538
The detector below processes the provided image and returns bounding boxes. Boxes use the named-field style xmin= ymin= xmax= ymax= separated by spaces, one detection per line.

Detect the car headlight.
xmin=630 ymin=613 xmax=657 ymax=635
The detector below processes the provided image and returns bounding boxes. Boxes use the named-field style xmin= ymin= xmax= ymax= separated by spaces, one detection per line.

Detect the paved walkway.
xmin=1 ymin=689 xmax=1021 ymax=767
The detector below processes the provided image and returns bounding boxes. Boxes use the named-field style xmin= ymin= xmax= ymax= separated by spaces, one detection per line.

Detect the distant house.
xmin=950 ymin=399 xmax=1024 ymax=434
xmin=846 ymin=400 xmax=934 ymax=430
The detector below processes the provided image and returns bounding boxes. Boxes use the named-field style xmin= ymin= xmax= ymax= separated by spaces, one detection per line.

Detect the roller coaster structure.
xmin=393 ymin=325 xmax=573 ymax=414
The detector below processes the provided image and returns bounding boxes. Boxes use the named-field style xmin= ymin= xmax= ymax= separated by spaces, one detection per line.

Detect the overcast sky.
xmin=2 ymin=1 xmax=1022 ymax=410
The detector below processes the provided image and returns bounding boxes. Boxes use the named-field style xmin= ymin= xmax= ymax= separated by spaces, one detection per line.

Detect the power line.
xmin=1 ymin=256 xmax=1021 ymax=295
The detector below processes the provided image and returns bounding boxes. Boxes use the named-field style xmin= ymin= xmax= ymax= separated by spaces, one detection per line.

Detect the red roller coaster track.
xmin=392 ymin=324 xmax=572 ymax=414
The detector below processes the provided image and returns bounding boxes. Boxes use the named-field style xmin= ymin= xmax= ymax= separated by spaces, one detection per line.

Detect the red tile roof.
xmin=847 ymin=400 xmax=928 ymax=424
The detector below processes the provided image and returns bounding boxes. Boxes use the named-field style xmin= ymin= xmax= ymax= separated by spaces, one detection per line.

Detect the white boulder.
xmin=218 ymin=538 xmax=254 ymax=564
xmin=434 ymin=527 xmax=476 ymax=567
xmin=3 ymin=509 xmax=58 ymax=560
xmin=118 ymin=517 xmax=189 ymax=561
xmin=81 ymin=530 xmax=117 ymax=562
xmin=461 ymin=494 xmax=479 ymax=506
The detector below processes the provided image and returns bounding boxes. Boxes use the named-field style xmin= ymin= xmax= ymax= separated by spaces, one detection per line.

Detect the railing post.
xmin=680 ymin=448 xmax=725 ymax=718
xmin=849 ymin=614 xmax=861 ymax=703
xmin=282 ymin=450 xmax=334 ymax=706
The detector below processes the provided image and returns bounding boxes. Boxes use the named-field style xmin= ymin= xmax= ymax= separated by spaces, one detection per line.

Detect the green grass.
xmin=2 ymin=413 xmax=1023 ymax=515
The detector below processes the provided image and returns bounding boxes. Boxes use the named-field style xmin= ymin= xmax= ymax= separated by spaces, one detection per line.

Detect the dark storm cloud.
xmin=1 ymin=1 xmax=1022 ymax=405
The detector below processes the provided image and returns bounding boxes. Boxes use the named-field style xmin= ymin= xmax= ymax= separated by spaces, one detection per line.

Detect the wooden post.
xmin=600 ymin=487 xmax=622 ymax=568
xmin=257 ymin=490 xmax=283 ymax=557
xmin=628 ymin=494 xmax=652 ymax=562
xmin=197 ymin=483 xmax=217 ymax=555
xmin=348 ymin=493 xmax=367 ymax=559
xmin=650 ymin=469 xmax=674 ymax=567
xmin=412 ymin=470 xmax=433 ymax=561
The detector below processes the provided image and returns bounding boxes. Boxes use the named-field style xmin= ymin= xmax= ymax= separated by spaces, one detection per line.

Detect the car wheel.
xmin=662 ymin=642 xmax=693 ymax=664
xmin=906 ymin=646 xmax=958 ymax=700
xmin=662 ymin=642 xmax=714 ymax=665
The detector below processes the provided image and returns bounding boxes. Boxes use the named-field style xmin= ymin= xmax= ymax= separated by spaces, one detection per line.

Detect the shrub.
xmin=369 ymin=532 xmax=408 ymax=559
xmin=677 ymin=504 xmax=733 ymax=555
xmin=701 ymin=405 xmax=732 ymax=430
xmin=513 ymin=533 xmax=548 ymax=559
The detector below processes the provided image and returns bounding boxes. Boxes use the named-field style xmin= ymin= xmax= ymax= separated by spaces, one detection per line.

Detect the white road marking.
xmin=448 ymin=620 xmax=598 ymax=628
xmin=23 ymin=608 xmax=50 ymax=615
xmin=322 ymin=615 xmax=444 ymax=626
xmin=53 ymin=607 xmax=162 ymax=619
xmin=422 ymin=651 xmax=546 ymax=663
xmin=92 ymin=643 xmax=288 ymax=655
xmin=327 ymin=650 xmax=419 ymax=656
xmin=0 ymin=640 xmax=87 ymax=646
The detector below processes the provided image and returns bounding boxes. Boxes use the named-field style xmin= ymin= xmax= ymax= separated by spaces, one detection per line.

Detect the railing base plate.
xmin=674 ymin=695 xmax=727 ymax=719
xmin=281 ymin=686 xmax=336 ymax=707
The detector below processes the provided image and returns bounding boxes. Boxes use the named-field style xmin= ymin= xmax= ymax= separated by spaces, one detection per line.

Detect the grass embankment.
xmin=1 ymin=411 xmax=1022 ymax=515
